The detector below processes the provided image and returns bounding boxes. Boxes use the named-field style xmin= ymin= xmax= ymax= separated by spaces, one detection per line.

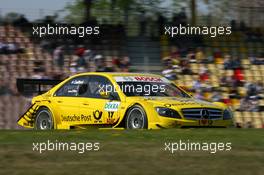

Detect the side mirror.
xmin=99 ymin=91 xmax=118 ymax=100
xmin=99 ymin=91 xmax=110 ymax=99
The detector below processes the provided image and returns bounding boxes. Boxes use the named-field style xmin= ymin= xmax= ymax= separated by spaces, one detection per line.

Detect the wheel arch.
xmin=35 ymin=105 xmax=57 ymax=129
xmin=115 ymin=102 xmax=148 ymax=128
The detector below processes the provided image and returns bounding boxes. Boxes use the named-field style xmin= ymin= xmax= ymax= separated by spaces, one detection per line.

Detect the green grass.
xmin=0 ymin=129 xmax=263 ymax=175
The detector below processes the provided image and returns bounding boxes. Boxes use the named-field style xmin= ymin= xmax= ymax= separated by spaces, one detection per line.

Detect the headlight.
xmin=223 ymin=109 xmax=233 ymax=120
xmin=156 ymin=107 xmax=181 ymax=119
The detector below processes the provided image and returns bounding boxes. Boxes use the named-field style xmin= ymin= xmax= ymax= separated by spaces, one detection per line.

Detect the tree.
xmin=4 ymin=12 xmax=21 ymax=23
xmin=64 ymin=0 xmax=86 ymax=24
xmin=64 ymin=0 xmax=162 ymax=24
xmin=190 ymin=0 xmax=196 ymax=25
xmin=84 ymin=0 xmax=93 ymax=22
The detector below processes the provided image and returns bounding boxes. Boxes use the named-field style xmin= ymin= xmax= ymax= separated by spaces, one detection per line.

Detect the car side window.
xmin=86 ymin=75 xmax=119 ymax=100
xmin=55 ymin=76 xmax=89 ymax=97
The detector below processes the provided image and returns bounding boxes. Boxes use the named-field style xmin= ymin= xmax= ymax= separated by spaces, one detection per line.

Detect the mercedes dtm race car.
xmin=17 ymin=72 xmax=233 ymax=129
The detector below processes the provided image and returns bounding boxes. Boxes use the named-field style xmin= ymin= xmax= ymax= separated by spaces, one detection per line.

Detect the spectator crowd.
xmin=162 ymin=45 xmax=264 ymax=113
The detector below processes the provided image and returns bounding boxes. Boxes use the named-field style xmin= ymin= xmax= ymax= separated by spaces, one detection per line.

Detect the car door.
xmin=53 ymin=76 xmax=88 ymax=125
xmin=79 ymin=75 xmax=121 ymax=125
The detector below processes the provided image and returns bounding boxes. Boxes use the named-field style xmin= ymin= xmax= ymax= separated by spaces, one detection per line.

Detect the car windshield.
xmin=116 ymin=81 xmax=190 ymax=98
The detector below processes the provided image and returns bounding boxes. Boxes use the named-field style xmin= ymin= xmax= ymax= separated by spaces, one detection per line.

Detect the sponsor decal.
xmin=93 ymin=110 xmax=103 ymax=120
xmin=164 ymin=102 xmax=196 ymax=107
xmin=61 ymin=114 xmax=91 ymax=122
xmin=104 ymin=102 xmax=120 ymax=112
xmin=163 ymin=98 xmax=215 ymax=107
xmin=134 ymin=76 xmax=162 ymax=82
xmin=68 ymin=89 xmax=78 ymax=93
xmin=71 ymin=80 xmax=84 ymax=85
xmin=123 ymin=76 xmax=134 ymax=81
xmin=115 ymin=76 xmax=170 ymax=83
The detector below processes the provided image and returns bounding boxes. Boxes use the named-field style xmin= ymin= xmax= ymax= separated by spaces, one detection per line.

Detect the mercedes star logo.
xmin=200 ymin=109 xmax=210 ymax=119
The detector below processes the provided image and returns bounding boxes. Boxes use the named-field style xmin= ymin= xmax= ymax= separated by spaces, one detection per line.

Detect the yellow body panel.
xmin=17 ymin=72 xmax=233 ymax=129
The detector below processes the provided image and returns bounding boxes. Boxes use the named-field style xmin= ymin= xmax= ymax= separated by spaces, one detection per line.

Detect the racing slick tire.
xmin=125 ymin=105 xmax=148 ymax=129
xmin=35 ymin=107 xmax=54 ymax=130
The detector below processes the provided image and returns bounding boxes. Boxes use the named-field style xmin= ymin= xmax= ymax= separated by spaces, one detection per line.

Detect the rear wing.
xmin=16 ymin=79 xmax=62 ymax=96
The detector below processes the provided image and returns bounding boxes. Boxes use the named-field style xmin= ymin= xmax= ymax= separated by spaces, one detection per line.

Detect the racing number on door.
xmin=107 ymin=111 xmax=115 ymax=124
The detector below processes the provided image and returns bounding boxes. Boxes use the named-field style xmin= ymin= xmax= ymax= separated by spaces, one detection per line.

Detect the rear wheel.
xmin=35 ymin=107 xmax=53 ymax=130
xmin=125 ymin=105 xmax=147 ymax=129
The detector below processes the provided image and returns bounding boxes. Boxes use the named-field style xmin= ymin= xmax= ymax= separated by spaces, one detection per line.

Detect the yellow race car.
xmin=17 ymin=72 xmax=233 ymax=129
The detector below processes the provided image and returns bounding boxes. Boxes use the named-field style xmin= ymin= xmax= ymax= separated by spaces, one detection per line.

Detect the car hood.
xmin=127 ymin=96 xmax=223 ymax=110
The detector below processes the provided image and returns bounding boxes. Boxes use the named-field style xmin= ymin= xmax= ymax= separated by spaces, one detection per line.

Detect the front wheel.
xmin=35 ymin=107 xmax=53 ymax=130
xmin=125 ymin=105 xmax=148 ymax=129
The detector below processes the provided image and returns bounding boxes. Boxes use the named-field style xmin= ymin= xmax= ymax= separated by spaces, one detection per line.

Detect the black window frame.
xmin=54 ymin=75 xmax=120 ymax=101
xmin=54 ymin=76 xmax=89 ymax=97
